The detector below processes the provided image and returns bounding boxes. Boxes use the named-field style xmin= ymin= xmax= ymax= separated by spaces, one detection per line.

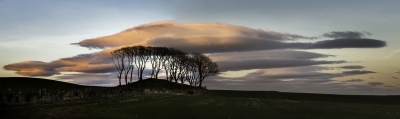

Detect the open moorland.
xmin=1 ymin=77 xmax=400 ymax=119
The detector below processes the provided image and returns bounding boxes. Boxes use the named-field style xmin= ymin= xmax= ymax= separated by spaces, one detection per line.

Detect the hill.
xmin=0 ymin=77 xmax=203 ymax=93
xmin=120 ymin=78 xmax=205 ymax=90
xmin=0 ymin=77 xmax=101 ymax=92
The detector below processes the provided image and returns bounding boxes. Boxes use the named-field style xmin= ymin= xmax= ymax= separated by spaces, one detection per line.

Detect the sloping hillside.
xmin=0 ymin=77 xmax=203 ymax=93
xmin=0 ymin=77 xmax=101 ymax=92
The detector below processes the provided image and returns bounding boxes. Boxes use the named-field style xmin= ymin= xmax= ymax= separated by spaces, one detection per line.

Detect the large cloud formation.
xmin=72 ymin=20 xmax=316 ymax=49
xmin=4 ymin=21 xmax=386 ymax=86
xmin=3 ymin=61 xmax=66 ymax=76
xmin=72 ymin=21 xmax=385 ymax=53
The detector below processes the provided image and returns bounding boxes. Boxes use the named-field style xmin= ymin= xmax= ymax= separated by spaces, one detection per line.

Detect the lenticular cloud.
xmin=72 ymin=20 xmax=314 ymax=49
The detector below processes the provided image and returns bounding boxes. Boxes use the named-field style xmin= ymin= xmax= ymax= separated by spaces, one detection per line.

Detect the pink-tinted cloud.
xmin=3 ymin=61 xmax=66 ymax=76
xmin=71 ymin=21 xmax=385 ymax=54
xmin=73 ymin=20 xmax=314 ymax=49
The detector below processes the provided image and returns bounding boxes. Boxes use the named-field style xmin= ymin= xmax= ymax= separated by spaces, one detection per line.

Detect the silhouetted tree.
xmin=134 ymin=46 xmax=150 ymax=81
xmin=185 ymin=56 xmax=199 ymax=86
xmin=110 ymin=46 xmax=218 ymax=88
xmin=149 ymin=47 xmax=166 ymax=79
xmin=177 ymin=54 xmax=189 ymax=85
xmin=155 ymin=47 xmax=169 ymax=79
xmin=191 ymin=53 xmax=219 ymax=87
xmin=111 ymin=49 xmax=126 ymax=86
xmin=125 ymin=47 xmax=137 ymax=83
xmin=121 ymin=47 xmax=134 ymax=84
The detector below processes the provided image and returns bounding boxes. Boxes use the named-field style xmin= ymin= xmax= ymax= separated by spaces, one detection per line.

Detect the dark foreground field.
xmin=1 ymin=77 xmax=400 ymax=119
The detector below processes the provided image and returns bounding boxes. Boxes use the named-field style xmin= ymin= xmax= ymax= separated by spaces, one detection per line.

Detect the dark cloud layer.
xmin=342 ymin=79 xmax=364 ymax=82
xmin=368 ymin=82 xmax=384 ymax=86
xmin=323 ymin=31 xmax=371 ymax=39
xmin=338 ymin=65 xmax=364 ymax=69
xmin=342 ymin=70 xmax=376 ymax=75
xmin=302 ymin=39 xmax=386 ymax=49
xmin=146 ymin=36 xmax=386 ymax=53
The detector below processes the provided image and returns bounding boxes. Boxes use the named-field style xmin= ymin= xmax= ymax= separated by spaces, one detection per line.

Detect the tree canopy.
xmin=111 ymin=46 xmax=219 ymax=88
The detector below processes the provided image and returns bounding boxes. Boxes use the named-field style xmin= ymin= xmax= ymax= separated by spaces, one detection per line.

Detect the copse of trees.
xmin=111 ymin=46 xmax=219 ymax=88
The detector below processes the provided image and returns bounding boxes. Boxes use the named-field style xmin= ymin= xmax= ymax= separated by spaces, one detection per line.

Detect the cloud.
xmin=3 ymin=61 xmax=66 ymax=76
xmin=253 ymin=69 xmax=374 ymax=81
xmin=338 ymin=65 xmax=364 ymax=69
xmin=72 ymin=21 xmax=314 ymax=49
xmin=342 ymin=70 xmax=376 ymax=75
xmin=382 ymin=49 xmax=400 ymax=59
xmin=57 ymin=73 xmax=119 ymax=86
xmin=203 ymin=68 xmax=396 ymax=95
xmin=217 ymin=59 xmax=345 ymax=72
xmin=208 ymin=50 xmax=334 ymax=62
xmin=3 ymin=21 xmax=386 ymax=80
xmin=240 ymin=66 xmax=337 ymax=81
xmin=368 ymin=82 xmax=384 ymax=86
xmin=72 ymin=21 xmax=386 ymax=54
xmin=144 ymin=36 xmax=386 ymax=53
xmin=322 ymin=31 xmax=371 ymax=39
xmin=3 ymin=52 xmax=115 ymax=76
xmin=217 ymin=66 xmax=375 ymax=86
xmin=342 ymin=79 xmax=364 ymax=82
xmin=301 ymin=38 xmax=386 ymax=49
xmin=56 ymin=64 xmax=115 ymax=73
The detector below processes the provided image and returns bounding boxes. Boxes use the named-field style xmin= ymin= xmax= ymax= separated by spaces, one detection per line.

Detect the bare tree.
xmin=168 ymin=48 xmax=186 ymax=83
xmin=111 ymin=46 xmax=219 ymax=88
xmin=111 ymin=49 xmax=126 ymax=86
xmin=185 ymin=56 xmax=198 ymax=86
xmin=134 ymin=46 xmax=150 ymax=81
xmin=149 ymin=47 xmax=165 ymax=79
xmin=177 ymin=54 xmax=189 ymax=85
xmin=120 ymin=47 xmax=134 ymax=84
xmin=125 ymin=47 xmax=137 ymax=83
xmin=154 ymin=47 xmax=169 ymax=79
xmin=191 ymin=53 xmax=219 ymax=87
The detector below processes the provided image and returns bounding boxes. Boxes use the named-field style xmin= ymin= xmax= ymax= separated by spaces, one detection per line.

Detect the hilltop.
xmin=0 ymin=77 xmax=203 ymax=93
xmin=0 ymin=77 xmax=100 ymax=92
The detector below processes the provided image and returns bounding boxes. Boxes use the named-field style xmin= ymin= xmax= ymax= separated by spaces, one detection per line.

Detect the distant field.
xmin=1 ymin=77 xmax=400 ymax=119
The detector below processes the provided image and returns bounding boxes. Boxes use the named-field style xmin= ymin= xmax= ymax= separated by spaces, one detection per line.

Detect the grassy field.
xmin=1 ymin=77 xmax=400 ymax=119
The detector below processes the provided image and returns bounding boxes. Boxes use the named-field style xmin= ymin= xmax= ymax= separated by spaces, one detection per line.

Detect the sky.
xmin=1 ymin=0 xmax=400 ymax=95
